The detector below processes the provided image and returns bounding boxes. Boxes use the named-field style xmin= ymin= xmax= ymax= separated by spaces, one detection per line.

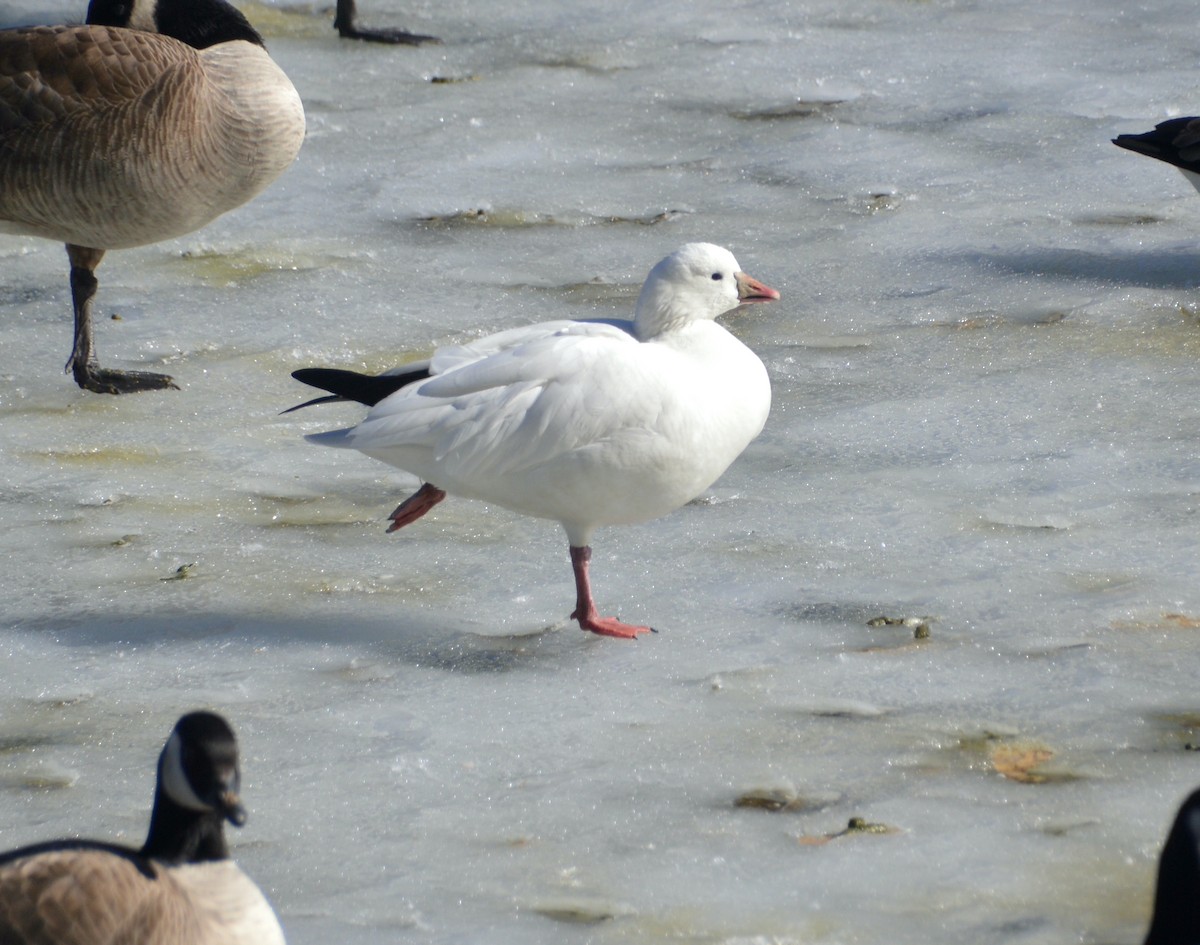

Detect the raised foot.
xmin=386 ymin=483 xmax=447 ymax=532
xmin=338 ymin=25 xmax=441 ymax=45
xmin=73 ymin=364 xmax=179 ymax=395
xmin=573 ymin=613 xmax=656 ymax=639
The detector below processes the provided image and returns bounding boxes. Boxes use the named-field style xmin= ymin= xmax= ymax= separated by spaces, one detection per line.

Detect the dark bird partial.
xmin=1143 ymin=785 xmax=1200 ymax=945
xmin=1114 ymin=117 xmax=1200 ymax=194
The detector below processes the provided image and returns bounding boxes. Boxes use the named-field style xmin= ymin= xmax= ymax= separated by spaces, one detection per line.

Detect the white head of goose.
xmin=0 ymin=0 xmax=305 ymax=394
xmin=0 ymin=711 xmax=286 ymax=945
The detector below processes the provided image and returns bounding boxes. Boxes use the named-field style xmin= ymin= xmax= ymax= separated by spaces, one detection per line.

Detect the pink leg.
xmin=569 ymin=545 xmax=654 ymax=639
xmin=386 ymin=483 xmax=446 ymax=533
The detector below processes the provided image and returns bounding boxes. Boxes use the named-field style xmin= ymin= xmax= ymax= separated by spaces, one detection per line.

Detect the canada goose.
xmin=1114 ymin=118 xmax=1200 ymax=195
xmin=0 ymin=0 xmax=306 ymax=394
xmin=0 ymin=711 xmax=285 ymax=945
xmin=1143 ymin=785 xmax=1200 ymax=945
xmin=334 ymin=0 xmax=439 ymax=44
xmin=289 ymin=243 xmax=778 ymax=638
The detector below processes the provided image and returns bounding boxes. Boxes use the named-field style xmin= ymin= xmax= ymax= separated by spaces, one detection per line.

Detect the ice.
xmin=2 ymin=0 xmax=1199 ymax=942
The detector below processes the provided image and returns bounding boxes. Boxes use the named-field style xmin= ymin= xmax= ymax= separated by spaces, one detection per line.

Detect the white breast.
xmin=192 ymin=42 xmax=307 ymax=216
xmin=169 ymin=860 xmax=287 ymax=945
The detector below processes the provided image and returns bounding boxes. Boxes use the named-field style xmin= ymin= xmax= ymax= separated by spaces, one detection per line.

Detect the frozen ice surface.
xmin=2 ymin=0 xmax=1199 ymax=943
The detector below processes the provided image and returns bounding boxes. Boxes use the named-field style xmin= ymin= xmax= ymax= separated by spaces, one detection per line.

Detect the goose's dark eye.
xmin=711 ymin=272 xmax=723 ymax=281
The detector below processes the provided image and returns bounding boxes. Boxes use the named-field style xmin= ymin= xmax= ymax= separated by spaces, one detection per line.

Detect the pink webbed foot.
xmin=569 ymin=544 xmax=656 ymax=639
xmin=386 ymin=483 xmax=446 ymax=533
xmin=572 ymin=610 xmax=655 ymax=639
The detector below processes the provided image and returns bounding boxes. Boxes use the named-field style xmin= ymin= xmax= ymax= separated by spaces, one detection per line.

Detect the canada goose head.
xmin=633 ymin=243 xmax=779 ymax=339
xmin=0 ymin=711 xmax=283 ymax=945
xmin=140 ymin=711 xmax=247 ymax=864
xmin=86 ymin=0 xmax=266 ymax=49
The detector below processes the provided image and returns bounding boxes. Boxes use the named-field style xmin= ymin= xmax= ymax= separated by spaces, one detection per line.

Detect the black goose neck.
xmin=155 ymin=0 xmax=265 ymax=49
xmin=140 ymin=793 xmax=230 ymax=864
xmin=87 ymin=0 xmax=266 ymax=49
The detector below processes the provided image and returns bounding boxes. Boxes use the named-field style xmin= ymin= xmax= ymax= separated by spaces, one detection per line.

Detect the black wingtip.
xmin=288 ymin=365 xmax=432 ymax=410
xmin=280 ymin=393 xmax=346 ymax=415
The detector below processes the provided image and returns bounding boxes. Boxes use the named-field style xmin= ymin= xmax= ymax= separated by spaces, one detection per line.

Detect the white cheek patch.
xmin=128 ymin=0 xmax=157 ymax=33
xmin=161 ymin=731 xmax=214 ymax=812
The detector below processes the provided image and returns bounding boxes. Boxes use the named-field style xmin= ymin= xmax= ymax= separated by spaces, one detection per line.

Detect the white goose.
xmin=0 ymin=0 xmax=305 ymax=394
xmin=0 ymin=711 xmax=285 ymax=945
xmin=291 ymin=243 xmax=778 ymax=638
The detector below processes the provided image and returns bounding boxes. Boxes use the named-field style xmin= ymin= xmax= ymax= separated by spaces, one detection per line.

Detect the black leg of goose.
xmin=333 ymin=0 xmax=440 ymax=44
xmin=65 ymin=244 xmax=179 ymax=395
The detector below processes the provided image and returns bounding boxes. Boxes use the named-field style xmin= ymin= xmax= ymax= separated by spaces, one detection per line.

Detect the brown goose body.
xmin=0 ymin=851 xmax=284 ymax=945
xmin=0 ymin=0 xmax=305 ymax=394
xmin=0 ymin=26 xmax=303 ymax=250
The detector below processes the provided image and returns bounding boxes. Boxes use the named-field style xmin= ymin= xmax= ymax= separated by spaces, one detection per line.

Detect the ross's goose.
xmin=291 ymin=243 xmax=779 ymax=638
xmin=0 ymin=712 xmax=286 ymax=945
xmin=0 ymin=0 xmax=305 ymax=394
